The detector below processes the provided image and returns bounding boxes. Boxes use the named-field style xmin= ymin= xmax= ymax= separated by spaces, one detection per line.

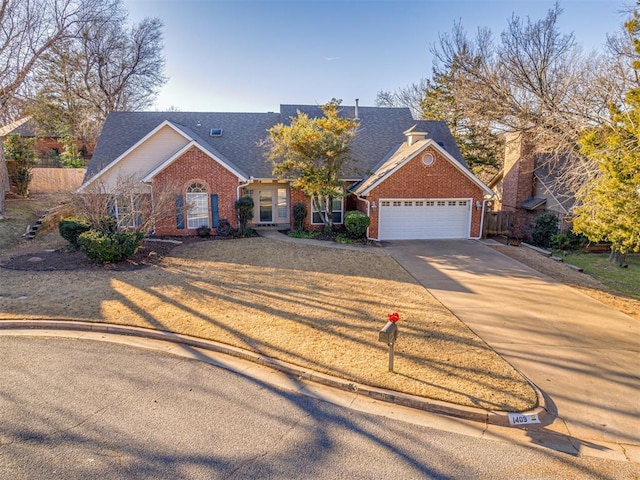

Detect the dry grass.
xmin=0 ymin=237 xmax=536 ymax=411
xmin=493 ymin=245 xmax=640 ymax=321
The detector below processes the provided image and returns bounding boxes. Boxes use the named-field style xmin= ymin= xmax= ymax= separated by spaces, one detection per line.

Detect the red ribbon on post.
xmin=387 ymin=312 xmax=400 ymax=323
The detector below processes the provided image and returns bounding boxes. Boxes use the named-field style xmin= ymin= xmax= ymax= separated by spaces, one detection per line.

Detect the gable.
xmin=353 ymin=141 xmax=492 ymax=197
xmin=80 ymin=123 xmax=190 ymax=191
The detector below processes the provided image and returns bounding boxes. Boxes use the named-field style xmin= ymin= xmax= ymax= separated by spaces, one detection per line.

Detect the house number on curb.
xmin=507 ymin=413 xmax=541 ymax=426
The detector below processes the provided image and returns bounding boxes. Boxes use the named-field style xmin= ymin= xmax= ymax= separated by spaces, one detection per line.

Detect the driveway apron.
xmin=384 ymin=240 xmax=640 ymax=449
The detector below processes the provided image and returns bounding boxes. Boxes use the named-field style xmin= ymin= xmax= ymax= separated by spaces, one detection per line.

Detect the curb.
xmin=0 ymin=318 xmax=548 ymax=428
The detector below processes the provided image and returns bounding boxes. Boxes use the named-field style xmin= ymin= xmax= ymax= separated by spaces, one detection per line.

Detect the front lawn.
xmin=0 ymin=237 xmax=537 ymax=411
xmin=562 ymin=252 xmax=640 ymax=300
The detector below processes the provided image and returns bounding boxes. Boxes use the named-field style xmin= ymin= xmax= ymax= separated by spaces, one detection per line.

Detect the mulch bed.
xmin=1 ymin=237 xmax=191 ymax=272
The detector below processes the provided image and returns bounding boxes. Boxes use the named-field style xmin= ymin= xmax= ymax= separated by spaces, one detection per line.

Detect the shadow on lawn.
xmin=0 ymin=237 xmax=536 ymax=411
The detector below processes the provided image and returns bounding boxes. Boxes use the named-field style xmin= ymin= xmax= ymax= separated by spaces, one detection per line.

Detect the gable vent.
xmin=210 ymin=128 xmax=223 ymax=137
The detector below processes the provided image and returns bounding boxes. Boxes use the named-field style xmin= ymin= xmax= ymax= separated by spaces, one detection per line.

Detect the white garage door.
xmin=378 ymin=198 xmax=471 ymax=240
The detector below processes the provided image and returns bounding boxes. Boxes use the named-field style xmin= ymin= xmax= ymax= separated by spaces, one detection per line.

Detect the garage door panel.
xmin=378 ymin=199 xmax=470 ymax=240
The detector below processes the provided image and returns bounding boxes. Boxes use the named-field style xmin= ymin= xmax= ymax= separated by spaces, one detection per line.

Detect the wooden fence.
xmin=483 ymin=210 xmax=514 ymax=236
xmin=29 ymin=168 xmax=86 ymax=193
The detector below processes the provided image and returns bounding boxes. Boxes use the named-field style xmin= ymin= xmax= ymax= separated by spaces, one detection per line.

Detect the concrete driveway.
xmin=384 ymin=240 xmax=640 ymax=451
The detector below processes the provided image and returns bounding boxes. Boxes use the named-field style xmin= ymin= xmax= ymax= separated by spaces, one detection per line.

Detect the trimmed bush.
xmin=532 ymin=212 xmax=559 ymax=249
xmin=58 ymin=217 xmax=91 ymax=249
xmin=344 ymin=210 xmax=370 ymax=238
xmin=78 ymin=230 xmax=144 ymax=264
xmin=235 ymin=196 xmax=254 ymax=235
xmin=293 ymin=202 xmax=307 ymax=231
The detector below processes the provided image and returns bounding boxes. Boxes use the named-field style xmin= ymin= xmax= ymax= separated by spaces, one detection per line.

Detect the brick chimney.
xmin=502 ymin=132 xmax=535 ymax=212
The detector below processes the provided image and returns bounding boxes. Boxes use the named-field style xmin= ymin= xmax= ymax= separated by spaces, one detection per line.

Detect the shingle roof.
xmin=86 ymin=105 xmax=468 ymax=183
xmin=519 ymin=196 xmax=547 ymax=210
xmin=0 ymin=117 xmax=35 ymax=137
xmin=534 ymin=153 xmax=576 ymax=212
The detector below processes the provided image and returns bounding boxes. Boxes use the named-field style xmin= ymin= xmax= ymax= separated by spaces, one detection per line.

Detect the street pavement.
xmin=1 ymin=335 xmax=638 ymax=479
xmin=384 ymin=240 xmax=640 ymax=454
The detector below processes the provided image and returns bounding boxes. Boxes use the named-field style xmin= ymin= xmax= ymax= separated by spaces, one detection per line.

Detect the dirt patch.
xmin=490 ymin=242 xmax=640 ymax=321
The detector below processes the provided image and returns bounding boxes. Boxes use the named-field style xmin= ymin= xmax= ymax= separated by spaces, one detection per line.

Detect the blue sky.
xmin=123 ymin=0 xmax=631 ymax=112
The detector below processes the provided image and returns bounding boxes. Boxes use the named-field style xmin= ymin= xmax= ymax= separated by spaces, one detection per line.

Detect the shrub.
xmin=344 ymin=210 xmax=370 ymax=238
xmin=293 ymin=202 xmax=307 ymax=231
xmin=531 ymin=212 xmax=559 ymax=249
xmin=78 ymin=230 xmax=144 ymax=264
xmin=288 ymin=230 xmax=318 ymax=239
xmin=551 ymin=230 xmax=586 ymax=252
xmin=58 ymin=217 xmax=91 ymax=249
xmin=196 ymin=226 xmax=211 ymax=237
xmin=235 ymin=196 xmax=254 ymax=235
xmin=336 ymin=233 xmax=352 ymax=244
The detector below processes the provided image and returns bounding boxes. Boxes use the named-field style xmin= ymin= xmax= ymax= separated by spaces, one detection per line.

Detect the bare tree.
xmin=27 ymin=1 xmax=165 ymax=145
xmin=428 ymin=2 xmax=637 ymax=198
xmin=0 ymin=0 xmax=116 ymax=216
xmin=375 ymin=80 xmax=428 ymax=119
xmin=0 ymin=0 xmax=114 ymax=108
xmin=71 ymin=175 xmax=180 ymax=235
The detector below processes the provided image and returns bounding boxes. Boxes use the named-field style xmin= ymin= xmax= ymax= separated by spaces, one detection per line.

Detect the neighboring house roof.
xmin=0 ymin=117 xmax=34 ymax=137
xmin=534 ymin=153 xmax=575 ymax=213
xmin=519 ymin=197 xmax=547 ymax=210
xmin=85 ymin=105 xmax=471 ymax=186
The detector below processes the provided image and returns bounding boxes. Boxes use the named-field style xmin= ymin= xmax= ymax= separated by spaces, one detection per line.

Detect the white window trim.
xmin=186 ymin=183 xmax=209 ymax=229
xmin=311 ymin=196 xmax=344 ymax=225
xmin=114 ymin=196 xmax=139 ymax=228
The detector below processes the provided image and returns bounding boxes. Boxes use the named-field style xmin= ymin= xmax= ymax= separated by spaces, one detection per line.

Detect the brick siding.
xmin=362 ymin=147 xmax=486 ymax=239
xmin=153 ymin=146 xmax=241 ymax=236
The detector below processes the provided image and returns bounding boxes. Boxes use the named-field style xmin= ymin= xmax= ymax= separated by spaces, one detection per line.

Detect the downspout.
xmin=356 ymin=194 xmax=373 ymax=240
xmin=471 ymin=197 xmax=493 ymax=240
xmin=146 ymin=181 xmax=156 ymax=236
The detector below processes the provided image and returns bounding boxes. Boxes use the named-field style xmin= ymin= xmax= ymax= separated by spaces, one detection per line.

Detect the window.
xmin=112 ymin=195 xmax=139 ymax=228
xmin=186 ymin=183 xmax=209 ymax=229
xmin=312 ymin=196 xmax=343 ymax=224
xmin=437 ymin=201 xmax=446 ymax=206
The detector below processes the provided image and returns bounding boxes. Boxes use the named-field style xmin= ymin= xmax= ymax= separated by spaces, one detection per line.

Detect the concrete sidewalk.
xmin=384 ymin=240 xmax=640 ymax=454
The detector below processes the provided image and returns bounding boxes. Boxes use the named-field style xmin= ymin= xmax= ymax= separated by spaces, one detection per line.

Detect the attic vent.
xmin=422 ymin=153 xmax=434 ymax=166
xmin=210 ymin=128 xmax=223 ymax=137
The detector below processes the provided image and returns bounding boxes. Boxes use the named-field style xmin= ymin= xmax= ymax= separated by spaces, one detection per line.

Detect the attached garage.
xmin=378 ymin=198 xmax=471 ymax=240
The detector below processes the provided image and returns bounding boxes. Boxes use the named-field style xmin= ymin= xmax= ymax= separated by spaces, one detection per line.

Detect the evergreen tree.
xmin=4 ymin=134 xmax=37 ymax=197
xmin=573 ymin=7 xmax=640 ymax=265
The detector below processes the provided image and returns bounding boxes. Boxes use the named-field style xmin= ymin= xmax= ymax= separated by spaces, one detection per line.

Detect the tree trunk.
xmin=609 ymin=247 xmax=628 ymax=267
xmin=0 ymin=144 xmax=9 ymax=219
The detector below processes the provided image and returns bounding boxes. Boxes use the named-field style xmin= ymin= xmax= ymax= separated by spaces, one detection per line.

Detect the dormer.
xmin=403 ymin=124 xmax=428 ymax=146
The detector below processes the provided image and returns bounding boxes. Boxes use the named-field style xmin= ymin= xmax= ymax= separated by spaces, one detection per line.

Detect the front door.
xmin=259 ymin=190 xmax=274 ymax=222
xmin=258 ymin=188 xmax=289 ymax=224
